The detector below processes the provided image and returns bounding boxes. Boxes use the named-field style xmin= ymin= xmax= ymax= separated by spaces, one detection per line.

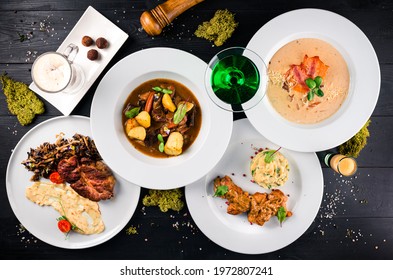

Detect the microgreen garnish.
xmin=152 ymin=86 xmax=173 ymax=94
xmin=157 ymin=133 xmax=164 ymax=153
xmin=214 ymin=185 xmax=228 ymax=197
xmin=305 ymin=76 xmax=324 ymax=101
xmin=173 ymin=102 xmax=187 ymax=124
xmin=125 ymin=107 xmax=140 ymax=119
xmin=277 ymin=206 xmax=286 ymax=227
xmin=264 ymin=147 xmax=282 ymax=164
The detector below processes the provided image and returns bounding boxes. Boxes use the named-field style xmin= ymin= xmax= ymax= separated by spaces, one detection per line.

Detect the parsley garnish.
xmin=214 ymin=185 xmax=228 ymax=197
xmin=277 ymin=206 xmax=286 ymax=227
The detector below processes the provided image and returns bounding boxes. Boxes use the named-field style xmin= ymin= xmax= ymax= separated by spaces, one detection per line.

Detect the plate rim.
xmin=245 ymin=8 xmax=380 ymax=152
xmin=6 ymin=115 xmax=141 ymax=249
xmin=185 ymin=118 xmax=324 ymax=254
xmin=90 ymin=47 xmax=233 ymax=189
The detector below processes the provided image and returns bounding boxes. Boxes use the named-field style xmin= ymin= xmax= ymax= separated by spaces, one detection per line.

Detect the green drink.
xmin=211 ymin=54 xmax=260 ymax=105
xmin=205 ymin=47 xmax=266 ymax=112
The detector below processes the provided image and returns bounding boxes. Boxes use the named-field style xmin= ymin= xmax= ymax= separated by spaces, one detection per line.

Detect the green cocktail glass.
xmin=205 ymin=47 xmax=267 ymax=112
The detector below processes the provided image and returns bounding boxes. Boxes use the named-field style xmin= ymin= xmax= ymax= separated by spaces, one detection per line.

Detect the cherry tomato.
xmin=58 ymin=219 xmax=71 ymax=233
xmin=49 ymin=171 xmax=64 ymax=184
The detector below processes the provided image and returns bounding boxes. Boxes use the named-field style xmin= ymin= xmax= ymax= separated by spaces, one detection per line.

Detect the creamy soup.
xmin=267 ymin=38 xmax=350 ymax=124
xmin=26 ymin=182 xmax=104 ymax=234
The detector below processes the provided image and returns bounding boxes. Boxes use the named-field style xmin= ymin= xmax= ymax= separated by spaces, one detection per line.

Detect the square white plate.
xmin=29 ymin=6 xmax=129 ymax=116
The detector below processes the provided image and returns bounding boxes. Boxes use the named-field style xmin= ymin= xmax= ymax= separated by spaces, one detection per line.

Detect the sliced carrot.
xmin=144 ymin=91 xmax=155 ymax=113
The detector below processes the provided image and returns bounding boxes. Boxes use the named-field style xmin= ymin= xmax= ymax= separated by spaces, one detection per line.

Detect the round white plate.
xmin=245 ymin=8 xmax=380 ymax=152
xmin=6 ymin=116 xmax=141 ymax=249
xmin=185 ymin=119 xmax=323 ymax=254
xmin=90 ymin=47 xmax=233 ymax=189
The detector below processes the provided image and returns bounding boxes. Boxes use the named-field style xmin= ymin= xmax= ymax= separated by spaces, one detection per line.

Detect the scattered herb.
xmin=194 ymin=9 xmax=238 ymax=47
xmin=17 ymin=32 xmax=29 ymax=42
xmin=277 ymin=206 xmax=286 ymax=227
xmin=214 ymin=185 xmax=228 ymax=197
xmin=125 ymin=107 xmax=140 ymax=119
xmin=157 ymin=133 xmax=165 ymax=153
xmin=173 ymin=102 xmax=187 ymax=124
xmin=0 ymin=73 xmax=45 ymax=126
xmin=338 ymin=119 xmax=371 ymax=158
xmin=305 ymin=76 xmax=324 ymax=101
xmin=264 ymin=147 xmax=282 ymax=164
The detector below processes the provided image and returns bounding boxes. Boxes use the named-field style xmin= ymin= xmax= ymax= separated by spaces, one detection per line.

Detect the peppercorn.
xmin=87 ymin=49 xmax=99 ymax=61
xmin=96 ymin=37 xmax=108 ymax=49
xmin=81 ymin=35 xmax=94 ymax=47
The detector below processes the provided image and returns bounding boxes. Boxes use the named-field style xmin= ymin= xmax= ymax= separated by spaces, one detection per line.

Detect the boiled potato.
xmin=125 ymin=118 xmax=139 ymax=134
xmin=162 ymin=93 xmax=176 ymax=112
xmin=135 ymin=111 xmax=151 ymax=128
xmin=128 ymin=126 xmax=146 ymax=141
xmin=164 ymin=132 xmax=183 ymax=156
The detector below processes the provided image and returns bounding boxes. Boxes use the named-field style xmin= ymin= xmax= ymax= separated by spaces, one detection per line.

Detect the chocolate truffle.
xmin=87 ymin=49 xmax=99 ymax=60
xmin=96 ymin=37 xmax=108 ymax=49
xmin=82 ymin=35 xmax=94 ymax=47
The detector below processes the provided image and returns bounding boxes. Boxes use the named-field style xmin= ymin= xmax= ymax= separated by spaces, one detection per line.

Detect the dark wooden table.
xmin=1 ymin=0 xmax=392 ymax=260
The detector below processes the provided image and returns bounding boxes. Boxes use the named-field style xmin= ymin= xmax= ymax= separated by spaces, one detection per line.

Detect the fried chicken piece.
xmin=213 ymin=175 xmax=291 ymax=227
xmin=213 ymin=175 xmax=251 ymax=215
xmin=248 ymin=189 xmax=288 ymax=226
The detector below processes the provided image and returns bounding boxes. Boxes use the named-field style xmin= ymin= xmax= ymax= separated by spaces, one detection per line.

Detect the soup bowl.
xmin=90 ymin=48 xmax=233 ymax=189
xmin=245 ymin=9 xmax=380 ymax=152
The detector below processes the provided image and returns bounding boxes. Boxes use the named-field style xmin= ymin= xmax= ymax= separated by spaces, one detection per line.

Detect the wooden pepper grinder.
xmin=140 ymin=0 xmax=205 ymax=36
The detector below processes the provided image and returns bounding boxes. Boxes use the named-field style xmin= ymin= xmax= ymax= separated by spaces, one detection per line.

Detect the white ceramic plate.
xmin=90 ymin=47 xmax=233 ymax=189
xmin=185 ymin=119 xmax=323 ymax=254
xmin=6 ymin=116 xmax=140 ymax=249
xmin=245 ymin=8 xmax=380 ymax=152
xmin=29 ymin=6 xmax=129 ymax=116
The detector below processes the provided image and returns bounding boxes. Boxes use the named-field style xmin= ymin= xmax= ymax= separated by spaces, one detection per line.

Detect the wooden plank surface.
xmin=0 ymin=0 xmax=392 ymax=261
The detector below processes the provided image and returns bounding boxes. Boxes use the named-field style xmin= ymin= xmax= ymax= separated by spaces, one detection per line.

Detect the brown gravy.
xmin=122 ymin=78 xmax=202 ymax=158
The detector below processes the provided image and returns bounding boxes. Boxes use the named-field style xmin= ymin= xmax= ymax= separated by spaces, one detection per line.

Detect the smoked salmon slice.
xmin=283 ymin=55 xmax=329 ymax=93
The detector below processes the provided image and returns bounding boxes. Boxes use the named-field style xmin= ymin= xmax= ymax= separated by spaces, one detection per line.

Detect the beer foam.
xmin=32 ymin=53 xmax=72 ymax=92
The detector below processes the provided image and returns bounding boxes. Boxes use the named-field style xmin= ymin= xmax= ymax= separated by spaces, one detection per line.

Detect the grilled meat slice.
xmin=57 ymin=155 xmax=80 ymax=183
xmin=57 ymin=155 xmax=115 ymax=201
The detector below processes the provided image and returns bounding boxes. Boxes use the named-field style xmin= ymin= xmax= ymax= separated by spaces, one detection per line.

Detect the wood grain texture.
xmin=0 ymin=0 xmax=392 ymax=260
